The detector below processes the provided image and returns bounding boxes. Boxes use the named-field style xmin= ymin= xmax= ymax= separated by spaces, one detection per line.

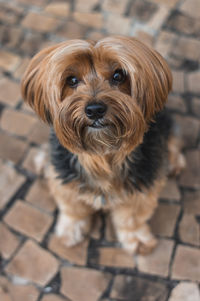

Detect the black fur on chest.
xmin=50 ymin=109 xmax=172 ymax=192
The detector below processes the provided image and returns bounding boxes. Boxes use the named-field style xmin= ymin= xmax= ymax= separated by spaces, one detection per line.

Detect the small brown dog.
xmin=21 ymin=36 xmax=185 ymax=254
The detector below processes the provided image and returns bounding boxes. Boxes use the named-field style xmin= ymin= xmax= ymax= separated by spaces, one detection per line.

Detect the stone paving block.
xmin=166 ymin=12 xmax=200 ymax=36
xmin=111 ymin=275 xmax=168 ymax=300
xmin=0 ymin=109 xmax=37 ymax=137
xmin=168 ymin=282 xmax=200 ymax=301
xmin=172 ymin=245 xmax=200 ymax=281
xmin=179 ymin=150 xmax=200 ymax=189
xmin=183 ymin=190 xmax=200 ymax=215
xmin=42 ymin=294 xmax=68 ymax=301
xmin=61 ymin=267 xmax=112 ymax=301
xmin=166 ymin=95 xmax=187 ymax=113
xmin=128 ymin=0 xmax=158 ymax=22
xmin=191 ymin=98 xmax=200 ymax=118
xmin=26 ymin=179 xmax=56 ymax=213
xmin=104 ymin=14 xmax=131 ymax=35
xmin=0 ymin=51 xmax=21 ymax=72
xmin=0 ymin=276 xmax=39 ymax=301
xmin=13 ymin=57 xmax=31 ymax=80
xmin=4 ymin=200 xmax=53 ymax=242
xmin=105 ymin=214 xmax=117 ymax=242
xmin=0 ymin=223 xmax=20 ymax=259
xmin=150 ymin=203 xmax=180 ymax=237
xmin=187 ymin=71 xmax=200 ymax=94
xmin=102 ymin=0 xmax=129 ymax=14
xmin=0 ymin=78 xmax=21 ymax=107
xmin=6 ymin=240 xmax=59 ymax=286
xmin=22 ymin=147 xmax=43 ymax=174
xmin=0 ymin=3 xmax=23 ymax=25
xmin=135 ymin=31 xmax=154 ymax=47
xmin=179 ymin=214 xmax=200 ymax=247
xmin=172 ymin=71 xmax=185 ymax=93
xmin=28 ymin=121 xmax=49 ymax=144
xmin=45 ymin=2 xmax=70 ymax=17
xmin=97 ymin=247 xmax=135 ymax=268
xmin=147 ymin=4 xmax=169 ymax=32
xmin=22 ymin=12 xmax=59 ymax=33
xmin=0 ymin=161 xmax=25 ymax=210
xmin=0 ymin=26 xmax=23 ymax=49
xmin=149 ymin=0 xmax=179 ymax=8
xmin=87 ymin=31 xmax=106 ymax=41
xmin=16 ymin=0 xmax=47 ymax=6
xmin=73 ymin=12 xmax=103 ymax=29
xmin=20 ymin=32 xmax=44 ymax=56
xmin=48 ymin=235 xmax=89 ymax=266
xmin=159 ymin=179 xmax=181 ymax=201
xmin=155 ymin=31 xmax=176 ymax=57
xmin=0 ymin=132 xmax=27 ymax=164
xmin=75 ymin=0 xmax=99 ymax=13
xmin=172 ymin=37 xmax=200 ymax=61
xmin=57 ymin=21 xmax=88 ymax=39
xmin=180 ymin=0 xmax=200 ymax=19
xmin=174 ymin=115 xmax=200 ymax=148
xmin=137 ymin=239 xmax=174 ymax=277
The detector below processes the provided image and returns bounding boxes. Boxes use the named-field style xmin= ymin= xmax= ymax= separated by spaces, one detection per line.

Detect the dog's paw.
xmin=55 ymin=214 xmax=91 ymax=247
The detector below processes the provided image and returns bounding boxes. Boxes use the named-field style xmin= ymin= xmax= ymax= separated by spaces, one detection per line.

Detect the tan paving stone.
xmin=57 ymin=21 xmax=88 ymax=39
xmin=0 ymin=132 xmax=27 ymax=164
xmin=20 ymin=32 xmax=44 ymax=56
xmin=13 ymin=57 xmax=31 ymax=80
xmin=172 ymin=245 xmax=200 ymax=281
xmin=147 ymin=4 xmax=169 ymax=31
xmin=0 ymin=51 xmax=21 ymax=72
xmin=155 ymin=31 xmax=176 ymax=57
xmin=150 ymin=203 xmax=180 ymax=237
xmin=172 ymin=37 xmax=200 ymax=61
xmin=160 ymin=179 xmax=181 ymax=201
xmin=97 ymin=247 xmax=135 ymax=268
xmin=191 ymin=98 xmax=200 ymax=118
xmin=28 ymin=121 xmax=49 ymax=144
xmin=0 ymin=3 xmax=23 ymax=25
xmin=0 ymin=109 xmax=37 ymax=137
xmin=102 ymin=0 xmax=129 ymax=14
xmin=166 ymin=12 xmax=200 ymax=36
xmin=187 ymin=72 xmax=200 ymax=94
xmin=4 ymin=200 xmax=53 ymax=242
xmin=137 ymin=239 xmax=174 ymax=277
xmin=168 ymin=282 xmax=200 ymax=301
xmin=48 ymin=235 xmax=89 ymax=265
xmin=73 ymin=12 xmax=103 ymax=29
xmin=172 ymin=71 xmax=185 ymax=93
xmin=104 ymin=14 xmax=131 ymax=35
xmin=135 ymin=31 xmax=154 ymax=47
xmin=61 ymin=267 xmax=111 ymax=301
xmin=87 ymin=31 xmax=106 ymax=41
xmin=180 ymin=0 xmax=200 ymax=19
xmin=76 ymin=0 xmax=99 ymax=13
xmin=6 ymin=240 xmax=59 ymax=286
xmin=128 ymin=0 xmax=158 ymax=22
xmin=0 ymin=26 xmax=23 ymax=49
xmin=0 ymin=161 xmax=25 ymax=210
xmin=22 ymin=147 xmax=43 ymax=174
xmin=149 ymin=0 xmax=179 ymax=8
xmin=42 ymin=294 xmax=68 ymax=301
xmin=111 ymin=275 xmax=168 ymax=300
xmin=22 ymin=12 xmax=59 ymax=33
xmin=0 ymin=223 xmax=20 ymax=259
xmin=179 ymin=150 xmax=200 ymax=189
xmin=105 ymin=215 xmax=117 ymax=242
xmin=174 ymin=115 xmax=200 ymax=148
xmin=26 ymin=179 xmax=56 ymax=213
xmin=166 ymin=95 xmax=187 ymax=113
xmin=179 ymin=214 xmax=200 ymax=247
xmin=0 ymin=78 xmax=21 ymax=107
xmin=183 ymin=190 xmax=200 ymax=215
xmin=45 ymin=2 xmax=70 ymax=17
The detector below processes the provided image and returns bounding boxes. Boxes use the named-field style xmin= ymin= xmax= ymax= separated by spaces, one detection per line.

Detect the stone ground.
xmin=0 ymin=0 xmax=200 ymax=300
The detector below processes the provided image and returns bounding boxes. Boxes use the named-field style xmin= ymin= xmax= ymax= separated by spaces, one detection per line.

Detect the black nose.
xmin=85 ymin=102 xmax=107 ymax=120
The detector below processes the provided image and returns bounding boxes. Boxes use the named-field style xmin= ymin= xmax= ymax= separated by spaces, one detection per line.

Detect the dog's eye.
xmin=112 ymin=69 xmax=126 ymax=84
xmin=66 ymin=76 xmax=79 ymax=88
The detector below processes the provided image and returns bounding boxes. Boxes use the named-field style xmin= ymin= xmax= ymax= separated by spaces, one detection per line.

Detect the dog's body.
xmin=22 ymin=36 xmax=185 ymax=254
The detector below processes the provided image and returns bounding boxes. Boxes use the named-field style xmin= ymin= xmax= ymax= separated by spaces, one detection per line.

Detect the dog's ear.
xmin=21 ymin=44 xmax=59 ymax=124
xmin=124 ymin=37 xmax=172 ymax=120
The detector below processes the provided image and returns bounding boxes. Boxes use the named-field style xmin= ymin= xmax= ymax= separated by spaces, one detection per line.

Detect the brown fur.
xmin=21 ymin=36 xmax=174 ymax=254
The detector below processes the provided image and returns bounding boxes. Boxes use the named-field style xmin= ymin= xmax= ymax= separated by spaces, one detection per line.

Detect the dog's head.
xmin=21 ymin=36 xmax=172 ymax=155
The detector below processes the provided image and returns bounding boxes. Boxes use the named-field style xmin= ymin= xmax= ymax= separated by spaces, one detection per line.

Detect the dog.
xmin=21 ymin=36 xmax=185 ymax=254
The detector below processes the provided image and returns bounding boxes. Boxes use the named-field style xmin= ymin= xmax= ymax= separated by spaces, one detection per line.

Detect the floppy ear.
xmin=21 ymin=44 xmax=59 ymax=124
xmin=125 ymin=37 xmax=172 ymax=120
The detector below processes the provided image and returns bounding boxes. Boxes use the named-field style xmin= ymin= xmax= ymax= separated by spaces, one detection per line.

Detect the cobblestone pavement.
xmin=0 ymin=0 xmax=200 ymax=300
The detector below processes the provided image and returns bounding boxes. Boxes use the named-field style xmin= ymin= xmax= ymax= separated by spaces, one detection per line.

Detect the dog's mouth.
xmin=89 ymin=120 xmax=108 ymax=129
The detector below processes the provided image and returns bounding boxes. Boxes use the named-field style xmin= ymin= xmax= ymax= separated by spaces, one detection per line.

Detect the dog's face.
xmin=22 ymin=36 xmax=172 ymax=155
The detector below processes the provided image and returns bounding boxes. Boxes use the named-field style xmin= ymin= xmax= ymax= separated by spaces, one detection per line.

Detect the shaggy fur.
xmin=21 ymin=36 xmax=184 ymax=254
